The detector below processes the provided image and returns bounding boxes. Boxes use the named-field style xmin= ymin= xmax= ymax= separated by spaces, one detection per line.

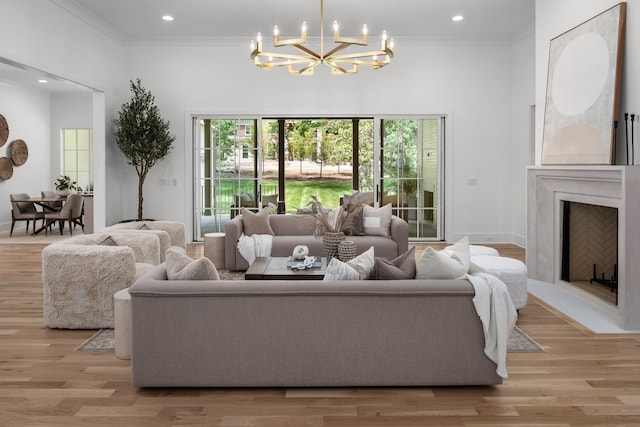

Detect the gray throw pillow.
xmin=241 ymin=207 xmax=275 ymax=236
xmin=166 ymin=247 xmax=220 ymax=280
xmin=374 ymin=247 xmax=416 ymax=280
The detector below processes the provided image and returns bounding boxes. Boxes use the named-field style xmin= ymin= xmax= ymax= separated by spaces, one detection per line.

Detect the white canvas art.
xmin=541 ymin=3 xmax=626 ymax=165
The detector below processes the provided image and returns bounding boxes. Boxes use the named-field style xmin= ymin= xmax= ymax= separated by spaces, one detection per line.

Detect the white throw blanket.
xmin=465 ymin=272 xmax=518 ymax=378
xmin=237 ymin=234 xmax=273 ymax=265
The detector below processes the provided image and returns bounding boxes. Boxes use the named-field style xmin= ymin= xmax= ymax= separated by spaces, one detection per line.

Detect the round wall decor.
xmin=0 ymin=156 xmax=13 ymax=180
xmin=0 ymin=114 xmax=8 ymax=147
xmin=8 ymin=139 xmax=28 ymax=166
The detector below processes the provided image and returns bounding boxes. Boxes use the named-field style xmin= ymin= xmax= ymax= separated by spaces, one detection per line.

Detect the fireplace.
xmin=560 ymin=201 xmax=618 ymax=305
xmin=527 ymin=166 xmax=640 ymax=329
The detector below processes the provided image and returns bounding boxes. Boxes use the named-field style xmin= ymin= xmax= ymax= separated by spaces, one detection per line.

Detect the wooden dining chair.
xmin=9 ymin=193 xmax=45 ymax=236
xmin=44 ymin=194 xmax=84 ymax=236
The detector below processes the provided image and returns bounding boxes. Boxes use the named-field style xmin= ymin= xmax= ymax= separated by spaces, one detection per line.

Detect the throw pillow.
xmin=374 ymin=247 xmax=416 ymax=280
xmin=441 ymin=236 xmax=471 ymax=272
xmin=323 ymin=246 xmax=375 ymax=281
xmin=362 ymin=203 xmax=392 ymax=237
xmin=166 ymin=247 xmax=220 ymax=280
xmin=241 ymin=207 xmax=275 ymax=236
xmin=415 ymin=236 xmax=470 ymax=280
xmin=343 ymin=205 xmax=364 ymax=236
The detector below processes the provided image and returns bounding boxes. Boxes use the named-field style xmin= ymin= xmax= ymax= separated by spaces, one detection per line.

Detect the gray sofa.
xmin=224 ymin=213 xmax=409 ymax=271
xmin=128 ymin=263 xmax=502 ymax=387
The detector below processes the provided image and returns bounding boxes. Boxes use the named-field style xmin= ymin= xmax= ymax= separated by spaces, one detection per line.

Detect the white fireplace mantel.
xmin=527 ymin=166 xmax=640 ymax=329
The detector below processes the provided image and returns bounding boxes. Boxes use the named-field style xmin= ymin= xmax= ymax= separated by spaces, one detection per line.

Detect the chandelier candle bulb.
xmin=249 ymin=0 xmax=393 ymax=75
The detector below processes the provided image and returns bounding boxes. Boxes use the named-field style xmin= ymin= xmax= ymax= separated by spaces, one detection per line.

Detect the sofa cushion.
xmin=374 ymin=247 xmax=416 ymax=280
xmin=241 ymin=207 xmax=275 ymax=236
xmin=363 ymin=204 xmax=392 ymax=237
xmin=323 ymin=246 xmax=375 ymax=280
xmin=166 ymin=247 xmax=220 ymax=281
xmin=416 ymin=237 xmax=470 ymax=280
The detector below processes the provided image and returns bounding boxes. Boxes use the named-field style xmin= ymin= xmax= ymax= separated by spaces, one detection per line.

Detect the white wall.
xmin=0 ymin=0 xmax=125 ymax=232
xmin=1 ymin=1 xmax=536 ymax=243
xmin=123 ymin=38 xmax=533 ymax=242
xmin=50 ymin=93 xmax=94 ymax=185
xmin=0 ymin=85 xmax=52 ymax=232
xmin=535 ymin=0 xmax=640 ymax=165
xmin=509 ymin=29 xmax=536 ymax=246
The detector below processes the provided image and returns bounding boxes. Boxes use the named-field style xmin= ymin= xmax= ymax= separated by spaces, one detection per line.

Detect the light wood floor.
xmin=2 ymin=242 xmax=640 ymax=426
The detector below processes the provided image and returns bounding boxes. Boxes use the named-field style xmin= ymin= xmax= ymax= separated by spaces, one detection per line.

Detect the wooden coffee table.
xmin=245 ymin=256 xmax=327 ymax=280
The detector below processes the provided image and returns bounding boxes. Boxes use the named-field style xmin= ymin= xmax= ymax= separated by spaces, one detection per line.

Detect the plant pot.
xmin=56 ymin=189 xmax=72 ymax=196
xmin=323 ymin=231 xmax=345 ymax=262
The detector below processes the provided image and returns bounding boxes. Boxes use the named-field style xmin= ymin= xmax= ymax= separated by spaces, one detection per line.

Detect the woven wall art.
xmin=0 ymin=114 xmax=29 ymax=180
xmin=0 ymin=114 xmax=8 ymax=147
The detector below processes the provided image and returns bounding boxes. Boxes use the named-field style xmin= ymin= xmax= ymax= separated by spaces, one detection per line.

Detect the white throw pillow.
xmin=362 ymin=204 xmax=392 ymax=237
xmin=166 ymin=247 xmax=220 ymax=280
xmin=416 ymin=236 xmax=470 ymax=280
xmin=324 ymin=246 xmax=375 ymax=280
xmin=441 ymin=236 xmax=470 ymax=272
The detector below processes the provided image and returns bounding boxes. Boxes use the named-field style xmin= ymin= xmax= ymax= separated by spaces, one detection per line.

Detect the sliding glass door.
xmin=193 ymin=116 xmax=444 ymax=241
xmin=195 ymin=118 xmax=260 ymax=237
xmin=379 ymin=118 xmax=443 ymax=239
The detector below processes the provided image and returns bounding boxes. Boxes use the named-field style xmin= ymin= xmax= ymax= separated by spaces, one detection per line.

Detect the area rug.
xmin=75 ymin=326 xmax=544 ymax=353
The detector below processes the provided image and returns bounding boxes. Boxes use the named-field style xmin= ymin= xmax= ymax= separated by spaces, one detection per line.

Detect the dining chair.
xmin=9 ymin=193 xmax=45 ymax=236
xmin=41 ymin=190 xmax=64 ymax=232
xmin=44 ymin=194 xmax=84 ymax=235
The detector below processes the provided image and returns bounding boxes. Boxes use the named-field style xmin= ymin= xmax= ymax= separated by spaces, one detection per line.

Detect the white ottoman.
xmin=470 ymin=255 xmax=528 ymax=310
xmin=204 ymin=232 xmax=226 ymax=269
xmin=114 ymin=288 xmax=131 ymax=360
xmin=446 ymin=243 xmax=500 ymax=257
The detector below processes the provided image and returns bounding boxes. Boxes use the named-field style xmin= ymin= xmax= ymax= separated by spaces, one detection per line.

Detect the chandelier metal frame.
xmin=250 ymin=0 xmax=394 ymax=75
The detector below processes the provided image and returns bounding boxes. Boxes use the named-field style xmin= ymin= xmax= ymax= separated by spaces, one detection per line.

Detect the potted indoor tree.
xmin=114 ymin=78 xmax=175 ymax=221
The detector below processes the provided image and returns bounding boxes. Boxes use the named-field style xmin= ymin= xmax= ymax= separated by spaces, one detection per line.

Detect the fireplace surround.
xmin=527 ymin=166 xmax=640 ymax=330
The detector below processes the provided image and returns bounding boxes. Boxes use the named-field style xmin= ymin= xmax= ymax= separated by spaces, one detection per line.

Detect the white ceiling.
xmin=1 ymin=0 xmax=535 ymax=93
xmin=67 ymin=0 xmax=534 ymax=41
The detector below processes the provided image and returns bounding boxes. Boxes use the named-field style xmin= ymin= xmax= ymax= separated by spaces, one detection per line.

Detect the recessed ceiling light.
xmin=162 ymin=15 xmax=174 ymax=22
xmin=38 ymin=79 xmax=48 ymax=84
xmin=452 ymin=15 xmax=464 ymax=22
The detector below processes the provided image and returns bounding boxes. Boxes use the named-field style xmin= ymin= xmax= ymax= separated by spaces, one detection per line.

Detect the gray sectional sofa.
xmin=224 ymin=213 xmax=409 ymax=271
xmin=128 ymin=263 xmax=502 ymax=387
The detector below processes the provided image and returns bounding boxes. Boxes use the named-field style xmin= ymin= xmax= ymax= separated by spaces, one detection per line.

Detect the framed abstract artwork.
xmin=541 ymin=3 xmax=626 ymax=165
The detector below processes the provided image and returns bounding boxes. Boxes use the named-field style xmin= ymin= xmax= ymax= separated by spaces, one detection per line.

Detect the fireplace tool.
xmin=632 ymin=114 xmax=636 ymax=165
xmin=625 ymin=113 xmax=630 ymax=165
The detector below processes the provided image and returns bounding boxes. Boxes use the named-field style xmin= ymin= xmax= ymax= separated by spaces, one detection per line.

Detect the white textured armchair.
xmin=42 ymin=232 xmax=162 ymax=329
xmin=103 ymin=220 xmax=186 ymax=249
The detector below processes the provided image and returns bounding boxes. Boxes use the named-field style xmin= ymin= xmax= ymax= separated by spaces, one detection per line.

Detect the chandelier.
xmin=250 ymin=0 xmax=394 ymax=75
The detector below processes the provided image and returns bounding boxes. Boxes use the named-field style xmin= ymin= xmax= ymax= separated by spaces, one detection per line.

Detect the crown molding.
xmin=50 ymin=0 xmax=127 ymax=45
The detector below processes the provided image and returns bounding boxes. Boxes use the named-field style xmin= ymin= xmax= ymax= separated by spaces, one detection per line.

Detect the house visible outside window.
xmin=62 ymin=128 xmax=93 ymax=192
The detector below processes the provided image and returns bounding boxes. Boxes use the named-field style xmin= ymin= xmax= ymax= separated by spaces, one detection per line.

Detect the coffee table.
xmin=245 ymin=256 xmax=327 ymax=280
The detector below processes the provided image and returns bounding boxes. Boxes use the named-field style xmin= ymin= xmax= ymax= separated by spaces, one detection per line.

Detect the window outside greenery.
xmin=196 ymin=117 xmax=442 ymax=240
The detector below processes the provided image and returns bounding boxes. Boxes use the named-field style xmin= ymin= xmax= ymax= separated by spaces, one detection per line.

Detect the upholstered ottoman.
xmin=114 ymin=288 xmax=132 ymax=360
xmin=470 ymin=255 xmax=528 ymax=309
xmin=446 ymin=243 xmax=500 ymax=257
